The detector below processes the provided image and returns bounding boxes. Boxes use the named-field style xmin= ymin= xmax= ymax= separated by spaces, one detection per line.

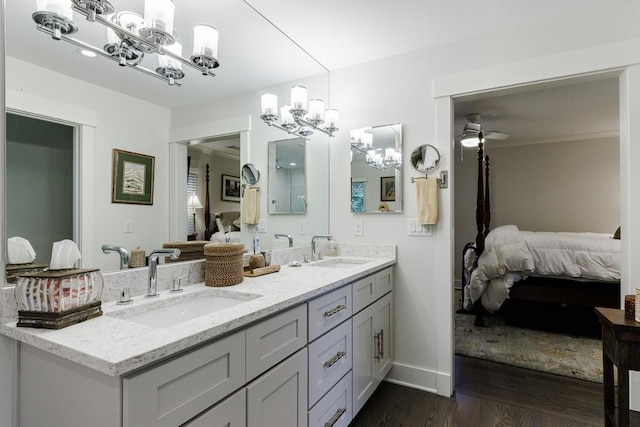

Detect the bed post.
xmin=475 ymin=141 xmax=485 ymax=256
xmin=484 ymin=155 xmax=491 ymax=239
xmin=204 ymin=164 xmax=212 ymax=241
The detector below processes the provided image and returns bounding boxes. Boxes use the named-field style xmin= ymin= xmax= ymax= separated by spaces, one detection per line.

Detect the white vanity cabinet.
xmin=352 ymin=268 xmax=394 ymax=416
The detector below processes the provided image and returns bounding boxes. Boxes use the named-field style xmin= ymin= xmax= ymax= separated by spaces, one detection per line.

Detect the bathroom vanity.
xmin=1 ymin=252 xmax=395 ymax=427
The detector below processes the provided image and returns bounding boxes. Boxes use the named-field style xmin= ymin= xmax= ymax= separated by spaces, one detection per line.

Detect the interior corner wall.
xmin=454 ymin=137 xmax=620 ymax=282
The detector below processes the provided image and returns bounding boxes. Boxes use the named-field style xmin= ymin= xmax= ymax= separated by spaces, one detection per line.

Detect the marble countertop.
xmin=0 ymin=256 xmax=394 ymax=377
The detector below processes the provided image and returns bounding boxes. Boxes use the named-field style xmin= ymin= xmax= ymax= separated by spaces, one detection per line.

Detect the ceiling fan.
xmin=459 ymin=113 xmax=510 ymax=147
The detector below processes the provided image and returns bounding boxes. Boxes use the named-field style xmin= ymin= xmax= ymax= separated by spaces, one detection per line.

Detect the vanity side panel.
xmin=19 ymin=343 xmax=121 ymax=427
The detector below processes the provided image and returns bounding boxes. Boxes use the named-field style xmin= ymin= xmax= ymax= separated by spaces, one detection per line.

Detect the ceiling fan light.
xmin=461 ymin=132 xmax=483 ymax=148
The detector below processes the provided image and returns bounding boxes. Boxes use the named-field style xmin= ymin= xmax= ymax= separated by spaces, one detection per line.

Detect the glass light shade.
xmin=308 ymin=99 xmax=325 ymax=121
xmin=193 ymin=24 xmax=219 ymax=59
xmin=362 ymin=133 xmax=373 ymax=149
xmin=144 ymin=0 xmax=175 ymax=34
xmin=385 ymin=148 xmax=395 ymax=158
xmin=159 ymin=41 xmax=182 ymax=69
xmin=350 ymin=128 xmax=364 ymax=142
xmin=118 ymin=12 xmax=145 ymax=34
xmin=325 ymin=109 xmax=339 ymax=127
xmin=37 ymin=0 xmax=73 ymax=19
xmin=291 ymin=86 xmax=308 ymax=111
xmin=461 ymin=132 xmax=483 ymax=147
xmin=261 ymin=93 xmax=278 ymax=116
xmin=106 ymin=27 xmax=119 ymax=45
xmin=281 ymin=105 xmax=294 ymax=125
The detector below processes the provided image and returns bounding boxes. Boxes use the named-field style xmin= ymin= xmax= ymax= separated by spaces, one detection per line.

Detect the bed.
xmin=209 ymin=211 xmax=243 ymax=243
xmin=461 ymin=141 xmax=621 ymax=337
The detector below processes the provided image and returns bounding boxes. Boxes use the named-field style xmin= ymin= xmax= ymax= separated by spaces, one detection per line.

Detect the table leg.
xmin=603 ymin=348 xmax=615 ymax=427
xmin=617 ymin=342 xmax=630 ymax=427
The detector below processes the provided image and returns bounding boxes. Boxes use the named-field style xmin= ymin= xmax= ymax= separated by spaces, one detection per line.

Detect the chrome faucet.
xmin=146 ymin=248 xmax=181 ymax=298
xmin=274 ymin=233 xmax=294 ymax=248
xmin=101 ymin=244 xmax=130 ymax=270
xmin=311 ymin=235 xmax=332 ymax=261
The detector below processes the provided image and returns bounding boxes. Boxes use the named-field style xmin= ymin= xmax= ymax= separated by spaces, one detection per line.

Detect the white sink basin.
xmin=312 ymin=258 xmax=371 ymax=269
xmin=107 ymin=290 xmax=261 ymax=328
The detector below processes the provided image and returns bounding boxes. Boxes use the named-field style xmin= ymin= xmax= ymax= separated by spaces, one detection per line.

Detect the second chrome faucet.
xmin=146 ymin=248 xmax=181 ymax=298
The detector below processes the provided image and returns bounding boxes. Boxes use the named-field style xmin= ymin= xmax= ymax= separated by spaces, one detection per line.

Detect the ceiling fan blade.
xmin=484 ymin=131 xmax=510 ymax=140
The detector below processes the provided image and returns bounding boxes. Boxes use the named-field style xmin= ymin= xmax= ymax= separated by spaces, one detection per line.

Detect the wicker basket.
xmin=204 ymin=243 xmax=245 ymax=287
xmin=163 ymin=241 xmax=208 ymax=262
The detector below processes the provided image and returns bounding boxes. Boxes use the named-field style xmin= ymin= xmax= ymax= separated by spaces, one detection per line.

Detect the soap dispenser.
xmin=327 ymin=239 xmax=338 ymax=257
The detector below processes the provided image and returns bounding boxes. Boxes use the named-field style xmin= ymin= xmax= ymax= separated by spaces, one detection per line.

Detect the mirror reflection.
xmin=350 ymin=123 xmax=403 ymax=213
xmin=268 ymin=138 xmax=306 ymax=214
xmin=410 ymin=144 xmax=441 ymax=174
xmin=4 ymin=1 xmax=331 ymax=274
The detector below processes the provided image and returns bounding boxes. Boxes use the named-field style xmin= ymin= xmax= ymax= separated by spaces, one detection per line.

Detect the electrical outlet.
xmin=353 ymin=219 xmax=363 ymax=236
xmin=257 ymin=219 xmax=267 ymax=233
xmin=298 ymin=220 xmax=307 ymax=235
xmin=124 ymin=219 xmax=134 ymax=234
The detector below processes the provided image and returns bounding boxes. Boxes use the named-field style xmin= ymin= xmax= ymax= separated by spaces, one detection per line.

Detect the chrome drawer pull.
xmin=380 ymin=329 xmax=384 ymax=360
xmin=324 ymin=304 xmax=346 ymax=317
xmin=324 ymin=351 xmax=346 ymax=368
xmin=373 ymin=332 xmax=381 ymax=361
xmin=324 ymin=407 xmax=347 ymax=427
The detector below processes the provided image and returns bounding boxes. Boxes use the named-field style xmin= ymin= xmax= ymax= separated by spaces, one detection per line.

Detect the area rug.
xmin=455 ymin=313 xmax=603 ymax=383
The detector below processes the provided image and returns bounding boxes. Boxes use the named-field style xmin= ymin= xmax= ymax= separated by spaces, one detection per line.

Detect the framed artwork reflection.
xmin=112 ymin=149 xmax=155 ymax=205
xmin=380 ymin=176 xmax=395 ymax=202
xmin=222 ymin=174 xmax=241 ymax=202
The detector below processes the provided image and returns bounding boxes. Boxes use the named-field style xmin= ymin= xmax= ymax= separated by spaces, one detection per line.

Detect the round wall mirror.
xmin=410 ymin=144 xmax=441 ymax=174
xmin=241 ymin=163 xmax=260 ymax=185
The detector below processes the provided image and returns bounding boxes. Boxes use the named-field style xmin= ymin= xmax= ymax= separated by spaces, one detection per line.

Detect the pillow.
xmin=614 ymin=226 xmax=621 ymax=240
xmin=216 ymin=211 xmax=241 ymax=232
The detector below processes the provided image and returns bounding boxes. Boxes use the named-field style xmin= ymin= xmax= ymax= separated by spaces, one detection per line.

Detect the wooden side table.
xmin=595 ymin=307 xmax=640 ymax=427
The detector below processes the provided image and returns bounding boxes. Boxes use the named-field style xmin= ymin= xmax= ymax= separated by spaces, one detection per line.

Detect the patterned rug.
xmin=455 ymin=313 xmax=603 ymax=383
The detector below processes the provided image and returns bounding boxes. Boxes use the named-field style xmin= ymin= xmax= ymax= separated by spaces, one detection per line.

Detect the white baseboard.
xmin=385 ymin=362 xmax=452 ymax=396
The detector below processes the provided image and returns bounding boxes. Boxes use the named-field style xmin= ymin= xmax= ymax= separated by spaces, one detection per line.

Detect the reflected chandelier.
xmin=260 ymin=86 xmax=339 ymax=138
xmin=32 ymin=0 xmax=220 ymax=86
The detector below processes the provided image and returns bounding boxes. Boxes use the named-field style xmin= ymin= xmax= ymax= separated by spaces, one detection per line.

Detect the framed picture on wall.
xmin=111 ymin=149 xmax=155 ymax=205
xmin=380 ymin=176 xmax=395 ymax=202
xmin=222 ymin=174 xmax=241 ymax=202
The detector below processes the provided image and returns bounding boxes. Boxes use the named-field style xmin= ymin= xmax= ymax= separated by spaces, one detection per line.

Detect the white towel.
xmin=242 ymin=187 xmax=260 ymax=225
xmin=416 ymin=177 xmax=439 ymax=225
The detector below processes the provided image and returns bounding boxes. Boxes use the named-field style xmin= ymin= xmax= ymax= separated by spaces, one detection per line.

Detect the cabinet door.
xmin=247 ymin=348 xmax=308 ymax=427
xmin=351 ymin=305 xmax=376 ymax=415
xmin=374 ymin=292 xmax=393 ymax=381
xmin=123 ymin=330 xmax=245 ymax=427
xmin=184 ymin=388 xmax=246 ymax=427
xmin=246 ymin=303 xmax=308 ymax=381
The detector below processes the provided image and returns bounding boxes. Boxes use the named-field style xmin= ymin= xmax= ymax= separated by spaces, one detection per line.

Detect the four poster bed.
xmin=460 ymin=142 xmax=621 ymax=337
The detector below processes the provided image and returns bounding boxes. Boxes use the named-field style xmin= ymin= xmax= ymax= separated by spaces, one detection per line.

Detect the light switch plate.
xmin=256 ymin=219 xmax=267 ymax=233
xmin=353 ymin=219 xmax=363 ymax=236
xmin=298 ymin=220 xmax=307 ymax=235
xmin=408 ymin=219 xmax=432 ymax=237
xmin=124 ymin=219 xmax=134 ymax=234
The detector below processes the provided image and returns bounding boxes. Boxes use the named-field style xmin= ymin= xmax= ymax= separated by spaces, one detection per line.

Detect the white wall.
xmin=329 ymin=1 xmax=640 ymax=397
xmin=5 ymin=57 xmax=171 ymax=272
xmin=170 ymin=74 xmax=331 ymax=250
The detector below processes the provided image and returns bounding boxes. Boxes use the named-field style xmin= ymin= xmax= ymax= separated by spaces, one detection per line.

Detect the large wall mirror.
xmin=3 ymin=1 xmax=330 ymax=275
xmin=268 ymin=138 xmax=306 ymax=214
xmin=350 ymin=123 xmax=403 ymax=213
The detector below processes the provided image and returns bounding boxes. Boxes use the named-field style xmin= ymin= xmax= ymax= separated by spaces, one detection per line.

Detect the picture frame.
xmin=380 ymin=176 xmax=396 ymax=202
xmin=222 ymin=174 xmax=241 ymax=202
xmin=111 ymin=149 xmax=155 ymax=205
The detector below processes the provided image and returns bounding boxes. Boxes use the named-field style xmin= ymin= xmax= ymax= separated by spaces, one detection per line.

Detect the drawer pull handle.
xmin=373 ymin=332 xmax=381 ymax=361
xmin=380 ymin=329 xmax=384 ymax=360
xmin=324 ymin=304 xmax=346 ymax=317
xmin=324 ymin=407 xmax=347 ymax=427
xmin=324 ymin=351 xmax=347 ymax=368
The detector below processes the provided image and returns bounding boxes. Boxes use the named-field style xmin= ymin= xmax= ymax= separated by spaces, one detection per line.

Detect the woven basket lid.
xmin=204 ymin=242 xmax=245 ymax=256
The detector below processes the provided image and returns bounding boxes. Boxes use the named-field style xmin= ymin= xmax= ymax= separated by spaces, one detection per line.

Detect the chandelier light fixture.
xmin=349 ymin=128 xmax=373 ymax=153
xmin=260 ymin=86 xmax=339 ymax=138
xmin=351 ymin=129 xmax=402 ymax=171
xmin=32 ymin=0 xmax=220 ymax=86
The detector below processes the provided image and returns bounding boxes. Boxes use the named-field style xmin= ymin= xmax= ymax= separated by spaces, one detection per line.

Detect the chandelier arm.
xmin=37 ymin=26 xmax=180 ymax=86
xmin=72 ymin=4 xmax=216 ymax=78
xmin=295 ymin=116 xmax=333 ymax=137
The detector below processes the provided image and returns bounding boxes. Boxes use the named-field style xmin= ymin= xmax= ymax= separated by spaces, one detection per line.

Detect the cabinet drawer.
xmin=246 ymin=303 xmax=308 ymax=381
xmin=308 ymin=285 xmax=352 ymax=342
xmin=123 ymin=330 xmax=245 ymax=427
xmin=308 ymin=319 xmax=352 ymax=407
xmin=352 ymin=274 xmax=376 ymax=314
xmin=184 ymin=388 xmax=246 ymax=427
xmin=375 ymin=266 xmax=393 ymax=297
xmin=308 ymin=371 xmax=352 ymax=427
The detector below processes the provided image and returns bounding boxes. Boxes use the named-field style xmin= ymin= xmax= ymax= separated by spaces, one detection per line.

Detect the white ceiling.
xmin=4 ymin=0 xmax=621 ymax=143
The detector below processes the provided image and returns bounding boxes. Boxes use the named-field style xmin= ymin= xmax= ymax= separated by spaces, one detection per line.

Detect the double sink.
xmin=106 ymin=257 xmax=371 ymax=328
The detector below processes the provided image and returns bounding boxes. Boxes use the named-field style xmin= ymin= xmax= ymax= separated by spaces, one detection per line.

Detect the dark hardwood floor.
xmin=350 ymin=355 xmax=639 ymax=426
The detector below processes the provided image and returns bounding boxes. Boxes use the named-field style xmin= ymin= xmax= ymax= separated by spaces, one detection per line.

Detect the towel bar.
xmin=411 ymin=170 xmax=448 ymax=189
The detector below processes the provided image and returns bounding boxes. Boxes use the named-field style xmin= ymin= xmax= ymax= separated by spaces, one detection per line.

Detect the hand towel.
xmin=242 ymin=187 xmax=260 ymax=225
xmin=416 ymin=177 xmax=439 ymax=225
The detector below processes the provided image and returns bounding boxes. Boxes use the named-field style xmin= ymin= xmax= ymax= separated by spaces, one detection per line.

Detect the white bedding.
xmin=209 ymin=230 xmax=242 ymax=243
xmin=464 ymin=225 xmax=620 ymax=313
